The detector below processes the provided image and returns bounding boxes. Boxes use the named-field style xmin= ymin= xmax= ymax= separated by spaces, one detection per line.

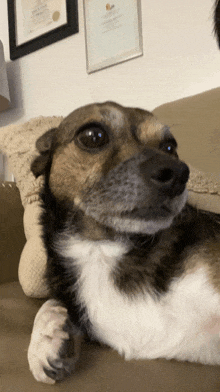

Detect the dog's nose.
xmin=140 ymin=154 xmax=189 ymax=197
xmin=151 ymin=163 xmax=189 ymax=186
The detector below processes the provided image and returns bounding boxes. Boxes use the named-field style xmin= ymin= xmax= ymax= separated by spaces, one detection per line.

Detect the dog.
xmin=28 ymin=102 xmax=220 ymax=384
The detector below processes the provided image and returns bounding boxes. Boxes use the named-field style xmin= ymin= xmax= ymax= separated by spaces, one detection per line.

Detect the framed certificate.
xmin=83 ymin=0 xmax=143 ymax=73
xmin=8 ymin=0 xmax=79 ymax=61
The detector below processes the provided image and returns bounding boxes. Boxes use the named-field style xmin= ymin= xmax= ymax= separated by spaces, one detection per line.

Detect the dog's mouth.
xmin=121 ymin=204 xmax=172 ymax=220
xmin=80 ymin=188 xmax=188 ymax=235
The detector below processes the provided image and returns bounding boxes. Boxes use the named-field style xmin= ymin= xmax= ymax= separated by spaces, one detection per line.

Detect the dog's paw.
xmin=28 ymin=299 xmax=81 ymax=384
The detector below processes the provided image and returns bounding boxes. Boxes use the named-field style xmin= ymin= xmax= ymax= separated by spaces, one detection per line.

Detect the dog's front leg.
xmin=28 ymin=299 xmax=83 ymax=384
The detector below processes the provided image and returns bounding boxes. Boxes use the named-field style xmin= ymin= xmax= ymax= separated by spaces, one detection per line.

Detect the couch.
xmin=1 ymin=88 xmax=220 ymax=391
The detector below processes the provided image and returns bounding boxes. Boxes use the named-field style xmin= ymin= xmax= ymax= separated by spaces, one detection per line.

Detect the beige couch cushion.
xmin=153 ymin=87 xmax=220 ymax=213
xmin=1 ymin=281 xmax=220 ymax=392
xmin=0 ymin=182 xmax=26 ymax=284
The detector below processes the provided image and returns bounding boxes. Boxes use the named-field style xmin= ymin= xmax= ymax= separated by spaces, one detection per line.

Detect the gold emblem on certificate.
xmin=20 ymin=0 xmax=63 ymax=38
xmin=106 ymin=4 xmax=114 ymax=11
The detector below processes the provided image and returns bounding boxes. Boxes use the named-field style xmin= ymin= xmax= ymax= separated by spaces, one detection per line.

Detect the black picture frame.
xmin=214 ymin=0 xmax=220 ymax=48
xmin=7 ymin=0 xmax=78 ymax=61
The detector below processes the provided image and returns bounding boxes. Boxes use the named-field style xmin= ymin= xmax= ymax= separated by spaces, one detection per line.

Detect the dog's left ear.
xmin=31 ymin=128 xmax=57 ymax=178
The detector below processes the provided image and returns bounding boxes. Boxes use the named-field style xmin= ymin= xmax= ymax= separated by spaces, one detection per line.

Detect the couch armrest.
xmin=0 ymin=182 xmax=26 ymax=284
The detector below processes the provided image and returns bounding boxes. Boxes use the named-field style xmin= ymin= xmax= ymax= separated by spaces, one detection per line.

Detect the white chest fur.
xmin=59 ymin=237 xmax=220 ymax=365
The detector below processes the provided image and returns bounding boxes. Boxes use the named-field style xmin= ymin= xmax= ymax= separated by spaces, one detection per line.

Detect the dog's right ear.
xmin=31 ymin=128 xmax=57 ymax=178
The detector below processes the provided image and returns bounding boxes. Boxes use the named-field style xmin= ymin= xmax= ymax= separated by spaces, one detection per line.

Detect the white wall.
xmin=0 ymin=0 xmax=220 ymax=128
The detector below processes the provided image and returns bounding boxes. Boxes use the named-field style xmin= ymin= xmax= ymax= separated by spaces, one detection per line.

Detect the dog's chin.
xmin=82 ymin=189 xmax=188 ymax=235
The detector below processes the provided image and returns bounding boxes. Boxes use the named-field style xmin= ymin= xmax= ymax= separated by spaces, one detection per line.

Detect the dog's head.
xmin=31 ymin=102 xmax=189 ymax=235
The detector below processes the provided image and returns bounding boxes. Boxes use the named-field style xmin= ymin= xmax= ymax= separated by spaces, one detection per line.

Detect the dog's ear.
xmin=31 ymin=128 xmax=57 ymax=178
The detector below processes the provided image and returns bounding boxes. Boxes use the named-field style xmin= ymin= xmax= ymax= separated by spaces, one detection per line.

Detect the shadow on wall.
xmin=0 ymin=60 xmax=24 ymax=128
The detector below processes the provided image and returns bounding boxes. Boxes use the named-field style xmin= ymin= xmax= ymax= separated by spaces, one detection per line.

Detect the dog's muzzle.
xmin=79 ymin=148 xmax=190 ymax=234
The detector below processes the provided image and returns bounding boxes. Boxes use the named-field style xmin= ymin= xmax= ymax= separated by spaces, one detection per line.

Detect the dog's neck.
xmin=80 ymin=213 xmax=116 ymax=241
xmin=79 ymin=210 xmax=160 ymax=249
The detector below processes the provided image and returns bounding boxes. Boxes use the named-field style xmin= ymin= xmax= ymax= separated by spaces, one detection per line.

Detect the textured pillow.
xmin=1 ymin=89 xmax=220 ymax=298
xmin=0 ymin=116 xmax=63 ymax=208
xmin=0 ymin=116 xmax=63 ymax=297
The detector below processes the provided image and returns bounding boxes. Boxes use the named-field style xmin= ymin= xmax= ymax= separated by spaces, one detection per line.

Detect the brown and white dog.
xmin=28 ymin=102 xmax=220 ymax=384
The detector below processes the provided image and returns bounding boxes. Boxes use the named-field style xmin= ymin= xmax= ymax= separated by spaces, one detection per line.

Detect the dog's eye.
xmin=76 ymin=127 xmax=109 ymax=150
xmin=160 ymin=142 xmax=177 ymax=156
xmin=165 ymin=144 xmax=174 ymax=153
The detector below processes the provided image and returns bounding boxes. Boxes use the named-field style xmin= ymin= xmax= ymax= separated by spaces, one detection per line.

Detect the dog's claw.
xmin=43 ymin=357 xmax=75 ymax=381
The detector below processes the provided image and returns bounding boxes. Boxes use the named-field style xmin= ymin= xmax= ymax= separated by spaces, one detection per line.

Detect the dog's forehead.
xmin=58 ymin=102 xmax=167 ymax=142
xmin=60 ymin=102 xmax=124 ymax=132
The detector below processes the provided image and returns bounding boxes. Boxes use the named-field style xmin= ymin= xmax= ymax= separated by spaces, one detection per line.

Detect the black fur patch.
xmin=39 ymin=172 xmax=90 ymax=333
xmin=113 ymin=205 xmax=220 ymax=296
